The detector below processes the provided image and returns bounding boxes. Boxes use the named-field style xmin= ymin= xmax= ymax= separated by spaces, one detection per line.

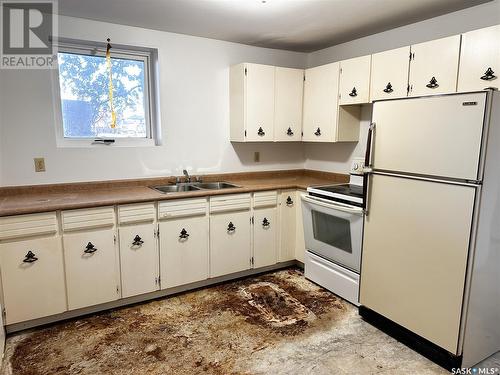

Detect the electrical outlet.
xmin=254 ymin=152 xmax=260 ymax=162
xmin=34 ymin=158 xmax=46 ymax=172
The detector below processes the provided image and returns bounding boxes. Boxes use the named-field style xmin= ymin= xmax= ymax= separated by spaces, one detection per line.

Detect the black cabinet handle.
xmin=179 ymin=228 xmax=189 ymax=239
xmin=349 ymin=87 xmax=358 ymax=97
xmin=383 ymin=82 xmax=393 ymax=93
xmin=227 ymin=222 xmax=236 ymax=232
xmin=262 ymin=218 xmax=270 ymax=227
xmin=480 ymin=67 xmax=496 ymax=81
xmin=84 ymin=242 xmax=97 ymax=254
xmin=23 ymin=250 xmax=38 ymax=263
xmin=286 ymin=196 xmax=294 ymax=206
xmin=132 ymin=235 xmax=144 ymax=246
xmin=257 ymin=127 xmax=265 ymax=136
xmin=314 ymin=127 xmax=321 ymax=136
xmin=287 ymin=127 xmax=294 ymax=136
xmin=426 ymin=77 xmax=439 ymax=89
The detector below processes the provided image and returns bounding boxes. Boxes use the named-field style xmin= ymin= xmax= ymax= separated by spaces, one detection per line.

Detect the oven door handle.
xmin=301 ymin=195 xmax=364 ymax=215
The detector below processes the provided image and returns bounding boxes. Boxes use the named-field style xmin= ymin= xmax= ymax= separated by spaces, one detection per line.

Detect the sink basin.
xmin=194 ymin=182 xmax=240 ymax=190
xmin=151 ymin=181 xmax=240 ymax=194
xmin=151 ymin=184 xmax=202 ymax=193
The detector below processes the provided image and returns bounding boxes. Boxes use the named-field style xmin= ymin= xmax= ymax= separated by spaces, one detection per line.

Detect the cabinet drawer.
xmin=63 ymin=228 xmax=119 ymax=310
xmin=253 ymin=191 xmax=278 ymax=208
xmin=0 ymin=236 xmax=67 ymax=324
xmin=118 ymin=203 xmax=156 ymax=225
xmin=159 ymin=198 xmax=208 ymax=219
xmin=210 ymin=194 xmax=251 ymax=214
xmin=62 ymin=207 xmax=115 ymax=232
xmin=0 ymin=212 xmax=58 ymax=241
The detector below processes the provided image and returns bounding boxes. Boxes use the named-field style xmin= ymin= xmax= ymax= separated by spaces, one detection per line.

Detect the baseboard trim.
xmin=358 ymin=305 xmax=463 ymax=371
xmin=7 ymin=261 xmax=300 ymax=334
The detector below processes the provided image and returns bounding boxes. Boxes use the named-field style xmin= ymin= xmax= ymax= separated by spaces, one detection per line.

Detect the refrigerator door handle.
xmin=363 ymin=122 xmax=376 ymax=211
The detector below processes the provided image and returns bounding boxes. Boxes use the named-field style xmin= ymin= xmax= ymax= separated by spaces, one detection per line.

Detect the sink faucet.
xmin=183 ymin=169 xmax=191 ymax=183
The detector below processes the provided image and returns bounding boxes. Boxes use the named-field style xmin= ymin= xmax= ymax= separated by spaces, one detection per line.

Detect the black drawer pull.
xmin=349 ymin=87 xmax=357 ymax=97
xmin=383 ymin=82 xmax=393 ymax=93
xmin=257 ymin=127 xmax=265 ymax=136
xmin=480 ymin=67 xmax=496 ymax=81
xmin=132 ymin=235 xmax=144 ymax=246
xmin=84 ymin=242 xmax=97 ymax=254
xmin=426 ymin=77 xmax=439 ymax=89
xmin=23 ymin=251 xmax=38 ymax=263
xmin=262 ymin=218 xmax=270 ymax=227
xmin=314 ymin=127 xmax=321 ymax=136
xmin=286 ymin=196 xmax=294 ymax=206
xmin=287 ymin=127 xmax=294 ymax=136
xmin=179 ymin=228 xmax=189 ymax=239
xmin=227 ymin=222 xmax=236 ymax=232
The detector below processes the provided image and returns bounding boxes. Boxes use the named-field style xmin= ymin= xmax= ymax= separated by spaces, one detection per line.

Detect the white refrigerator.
xmin=359 ymin=90 xmax=500 ymax=369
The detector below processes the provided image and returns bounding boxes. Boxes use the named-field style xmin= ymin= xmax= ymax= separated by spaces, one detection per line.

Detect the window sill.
xmin=55 ymin=138 xmax=159 ymax=148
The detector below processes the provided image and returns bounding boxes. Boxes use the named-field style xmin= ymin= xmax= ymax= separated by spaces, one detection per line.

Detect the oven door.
xmin=301 ymin=194 xmax=363 ymax=273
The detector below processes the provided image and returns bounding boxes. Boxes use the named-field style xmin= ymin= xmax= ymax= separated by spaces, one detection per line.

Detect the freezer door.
xmin=371 ymin=93 xmax=487 ymax=181
xmin=360 ymin=174 xmax=475 ymax=354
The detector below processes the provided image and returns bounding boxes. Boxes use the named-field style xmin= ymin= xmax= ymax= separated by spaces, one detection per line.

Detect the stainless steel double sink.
xmin=151 ymin=181 xmax=240 ymax=194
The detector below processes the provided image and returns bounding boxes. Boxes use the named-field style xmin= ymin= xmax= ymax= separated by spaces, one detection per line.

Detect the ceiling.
xmin=58 ymin=0 xmax=492 ymax=52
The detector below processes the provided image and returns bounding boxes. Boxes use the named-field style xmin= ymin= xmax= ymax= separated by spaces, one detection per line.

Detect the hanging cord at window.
xmin=106 ymin=38 xmax=117 ymax=129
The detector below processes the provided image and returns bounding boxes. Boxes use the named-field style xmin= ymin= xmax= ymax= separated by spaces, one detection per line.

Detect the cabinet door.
xmin=245 ymin=63 xmax=275 ymax=142
xmin=279 ymin=191 xmax=296 ymax=262
xmin=119 ymin=223 xmax=158 ymax=298
xmin=302 ymin=62 xmax=340 ymax=142
xmin=339 ymin=55 xmax=372 ymax=105
xmin=0 ymin=236 xmax=67 ymax=324
xmin=253 ymin=207 xmax=277 ymax=268
xmin=408 ymin=35 xmax=460 ymax=96
xmin=160 ymin=216 xmax=209 ymax=289
xmin=370 ymin=46 xmax=410 ymax=101
xmin=295 ymin=190 xmax=306 ymax=263
xmin=458 ymin=25 xmax=500 ymax=92
xmin=63 ymin=228 xmax=119 ymax=310
xmin=210 ymin=211 xmax=251 ymax=277
xmin=274 ymin=67 xmax=304 ymax=141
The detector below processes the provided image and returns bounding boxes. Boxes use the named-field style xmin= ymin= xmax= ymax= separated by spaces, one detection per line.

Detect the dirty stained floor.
xmin=1 ymin=268 xmax=448 ymax=375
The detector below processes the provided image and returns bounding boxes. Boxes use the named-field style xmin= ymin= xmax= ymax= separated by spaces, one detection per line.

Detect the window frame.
xmin=52 ymin=39 xmax=161 ymax=148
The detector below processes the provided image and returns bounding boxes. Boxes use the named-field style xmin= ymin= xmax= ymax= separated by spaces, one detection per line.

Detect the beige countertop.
xmin=0 ymin=170 xmax=348 ymax=217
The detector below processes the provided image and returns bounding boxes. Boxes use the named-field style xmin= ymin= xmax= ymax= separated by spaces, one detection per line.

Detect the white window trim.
xmin=51 ymin=38 xmax=162 ymax=148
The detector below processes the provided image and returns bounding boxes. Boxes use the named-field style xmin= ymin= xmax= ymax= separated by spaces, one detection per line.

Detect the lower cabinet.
xmin=210 ymin=194 xmax=252 ymax=277
xmin=63 ymin=228 xmax=120 ymax=310
xmin=253 ymin=191 xmax=278 ymax=268
xmin=160 ymin=215 xmax=209 ymax=288
xmin=0 ymin=236 xmax=67 ymax=324
xmin=119 ymin=223 xmax=158 ymax=298
xmin=279 ymin=190 xmax=297 ymax=262
xmin=253 ymin=207 xmax=277 ymax=268
xmin=295 ymin=190 xmax=307 ymax=263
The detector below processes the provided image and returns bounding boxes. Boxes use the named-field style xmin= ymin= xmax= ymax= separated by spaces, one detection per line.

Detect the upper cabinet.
xmin=458 ymin=25 xmax=500 ymax=92
xmin=230 ymin=63 xmax=275 ymax=142
xmin=274 ymin=67 xmax=304 ymax=142
xmin=408 ymin=35 xmax=461 ymax=97
xmin=339 ymin=55 xmax=372 ymax=105
xmin=370 ymin=46 xmax=411 ymax=101
xmin=302 ymin=62 xmax=340 ymax=142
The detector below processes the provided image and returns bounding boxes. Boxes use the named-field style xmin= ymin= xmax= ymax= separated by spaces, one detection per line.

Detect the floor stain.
xmin=1 ymin=268 xmax=447 ymax=375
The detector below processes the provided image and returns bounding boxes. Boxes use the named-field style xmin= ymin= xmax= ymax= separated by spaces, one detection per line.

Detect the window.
xmin=54 ymin=40 xmax=160 ymax=146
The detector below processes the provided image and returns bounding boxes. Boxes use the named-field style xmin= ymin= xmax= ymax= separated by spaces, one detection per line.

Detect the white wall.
xmin=304 ymin=0 xmax=500 ymax=173
xmin=0 ymin=16 xmax=307 ymax=186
